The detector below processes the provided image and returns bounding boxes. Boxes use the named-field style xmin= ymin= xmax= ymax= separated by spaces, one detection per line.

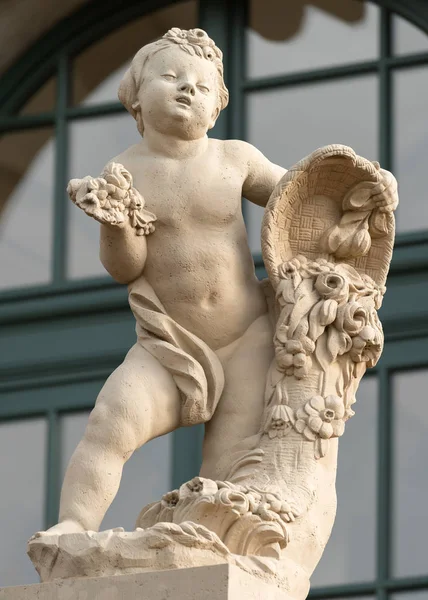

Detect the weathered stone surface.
xmin=0 ymin=564 xmax=292 ymax=600
xmin=26 ymin=26 xmax=399 ymax=599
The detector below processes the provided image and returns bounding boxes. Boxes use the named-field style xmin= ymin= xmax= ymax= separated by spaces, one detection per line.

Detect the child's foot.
xmin=29 ymin=519 xmax=86 ymax=541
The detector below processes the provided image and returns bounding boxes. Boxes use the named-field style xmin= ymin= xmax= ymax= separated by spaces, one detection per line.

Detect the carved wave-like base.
xmin=27 ymin=521 xmax=310 ymax=599
xmin=137 ymin=477 xmax=293 ymax=558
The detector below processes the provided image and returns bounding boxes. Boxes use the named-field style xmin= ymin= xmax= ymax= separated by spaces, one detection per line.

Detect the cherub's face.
xmin=137 ymin=46 xmax=220 ymax=140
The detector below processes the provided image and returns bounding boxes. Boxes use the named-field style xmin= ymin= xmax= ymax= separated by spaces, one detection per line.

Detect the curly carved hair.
xmin=118 ymin=28 xmax=229 ymax=135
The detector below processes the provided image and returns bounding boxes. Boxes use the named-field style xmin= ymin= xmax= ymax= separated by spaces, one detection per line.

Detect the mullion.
xmin=198 ymin=0 xmax=230 ymax=140
xmin=52 ymin=52 xmax=70 ymax=284
xmin=376 ymin=367 xmax=393 ymax=600
xmin=227 ymin=0 xmax=246 ymax=140
xmin=45 ymin=410 xmax=61 ymax=528
xmin=379 ymin=6 xmax=393 ymax=171
xmin=228 ymin=0 xmax=247 ymax=222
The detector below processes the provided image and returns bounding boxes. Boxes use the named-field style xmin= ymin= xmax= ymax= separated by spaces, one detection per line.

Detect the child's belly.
xmin=144 ymin=226 xmax=267 ymax=349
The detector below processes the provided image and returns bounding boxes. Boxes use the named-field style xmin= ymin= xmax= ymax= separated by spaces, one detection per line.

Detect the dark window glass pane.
xmin=393 ymin=370 xmax=428 ymax=577
xmin=0 ymin=128 xmax=54 ymax=291
xmin=393 ymin=15 xmax=428 ymax=56
xmin=311 ymin=377 xmax=378 ymax=587
xmin=72 ymin=0 xmax=197 ymax=106
xmin=66 ymin=114 xmax=140 ymax=279
xmin=393 ymin=67 xmax=428 ymax=233
xmin=19 ymin=77 xmax=56 ymax=115
xmin=246 ymin=76 xmax=377 ymax=252
xmin=247 ymin=0 xmax=378 ymax=79
xmin=0 ymin=418 xmax=47 ymax=586
xmin=61 ymin=411 xmax=172 ymax=531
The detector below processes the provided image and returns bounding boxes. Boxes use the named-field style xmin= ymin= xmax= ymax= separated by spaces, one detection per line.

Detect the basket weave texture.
xmin=261 ymin=144 xmax=395 ymax=289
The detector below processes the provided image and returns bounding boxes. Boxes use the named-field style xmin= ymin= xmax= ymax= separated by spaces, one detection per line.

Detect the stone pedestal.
xmin=0 ymin=564 xmax=293 ymax=599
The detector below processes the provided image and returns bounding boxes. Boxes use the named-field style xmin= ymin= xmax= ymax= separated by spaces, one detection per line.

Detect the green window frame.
xmin=0 ymin=0 xmax=428 ymax=593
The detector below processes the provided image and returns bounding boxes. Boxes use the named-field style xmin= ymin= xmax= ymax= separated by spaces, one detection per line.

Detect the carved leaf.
xmin=283 ymin=404 xmax=296 ymax=425
xmin=308 ymin=301 xmax=327 ymax=342
xmin=276 ymin=279 xmax=296 ymax=305
xmin=369 ymin=208 xmax=390 ymax=238
xmin=326 ymin=326 xmax=352 ymax=363
xmin=342 ymin=184 xmax=376 ymax=211
xmin=314 ymin=331 xmax=331 ymax=372
xmin=320 ymin=299 xmax=338 ymax=327
xmin=320 ymin=212 xmax=372 ymax=259
xmin=288 ymin=280 xmax=319 ymax=338
xmin=314 ymin=438 xmax=330 ymax=459
xmin=264 ymin=364 xmax=284 ymax=404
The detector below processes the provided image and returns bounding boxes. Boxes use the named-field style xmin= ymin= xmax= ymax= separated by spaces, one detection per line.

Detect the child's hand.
xmin=371 ymin=167 xmax=399 ymax=213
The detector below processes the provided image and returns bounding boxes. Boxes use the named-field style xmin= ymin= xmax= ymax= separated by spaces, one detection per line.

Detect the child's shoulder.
xmin=107 ymin=143 xmax=142 ymax=171
xmin=209 ymin=137 xmax=257 ymax=165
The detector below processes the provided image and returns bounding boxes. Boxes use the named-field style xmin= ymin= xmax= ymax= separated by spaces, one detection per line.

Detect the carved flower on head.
xmin=315 ymin=272 xmax=349 ymax=304
xmin=164 ymin=28 xmax=221 ymax=60
xmin=295 ymin=395 xmax=345 ymax=441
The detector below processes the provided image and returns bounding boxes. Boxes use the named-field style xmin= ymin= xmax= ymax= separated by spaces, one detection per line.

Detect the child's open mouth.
xmin=176 ymin=95 xmax=191 ymax=107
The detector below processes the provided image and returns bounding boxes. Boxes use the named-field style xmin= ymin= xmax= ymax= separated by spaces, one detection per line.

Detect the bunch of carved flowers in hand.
xmin=67 ymin=162 xmax=156 ymax=235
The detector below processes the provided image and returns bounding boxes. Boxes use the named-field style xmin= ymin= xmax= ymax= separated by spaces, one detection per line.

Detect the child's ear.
xmin=208 ymin=106 xmax=221 ymax=130
xmin=131 ymin=102 xmax=144 ymax=136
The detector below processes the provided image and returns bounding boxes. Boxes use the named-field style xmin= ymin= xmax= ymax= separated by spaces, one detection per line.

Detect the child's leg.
xmin=200 ymin=312 xmax=274 ymax=480
xmin=48 ymin=343 xmax=181 ymax=534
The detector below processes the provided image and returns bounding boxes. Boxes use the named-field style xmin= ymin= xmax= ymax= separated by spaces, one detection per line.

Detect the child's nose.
xmin=178 ymin=82 xmax=195 ymax=96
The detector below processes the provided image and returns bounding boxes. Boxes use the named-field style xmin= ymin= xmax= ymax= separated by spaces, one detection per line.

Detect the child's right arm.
xmin=100 ymin=221 xmax=148 ymax=284
xmin=67 ymin=162 xmax=156 ymax=285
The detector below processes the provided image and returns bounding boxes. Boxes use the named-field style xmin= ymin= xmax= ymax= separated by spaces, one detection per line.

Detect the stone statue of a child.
xmin=39 ymin=28 xmax=397 ymax=538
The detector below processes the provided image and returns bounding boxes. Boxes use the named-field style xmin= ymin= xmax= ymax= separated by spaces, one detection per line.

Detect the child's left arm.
xmin=238 ymin=141 xmax=287 ymax=207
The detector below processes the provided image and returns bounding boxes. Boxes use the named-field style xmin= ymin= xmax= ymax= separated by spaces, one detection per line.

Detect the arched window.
xmin=0 ymin=0 xmax=427 ymax=593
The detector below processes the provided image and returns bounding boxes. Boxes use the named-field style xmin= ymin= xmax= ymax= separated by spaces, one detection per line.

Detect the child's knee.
xmin=84 ymin=403 xmax=141 ymax=457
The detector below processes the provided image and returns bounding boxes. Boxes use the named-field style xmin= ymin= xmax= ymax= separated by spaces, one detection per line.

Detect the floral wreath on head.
xmin=163 ymin=27 xmax=223 ymax=59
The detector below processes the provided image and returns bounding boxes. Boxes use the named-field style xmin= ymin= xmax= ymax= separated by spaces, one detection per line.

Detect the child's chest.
xmin=132 ymin=157 xmax=244 ymax=228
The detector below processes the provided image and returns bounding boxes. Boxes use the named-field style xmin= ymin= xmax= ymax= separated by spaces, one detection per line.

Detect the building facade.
xmin=0 ymin=0 xmax=427 ymax=595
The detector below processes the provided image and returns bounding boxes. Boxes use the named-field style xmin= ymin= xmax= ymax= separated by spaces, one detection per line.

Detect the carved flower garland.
xmin=264 ymin=393 xmax=348 ymax=459
xmin=273 ymin=255 xmax=384 ymax=379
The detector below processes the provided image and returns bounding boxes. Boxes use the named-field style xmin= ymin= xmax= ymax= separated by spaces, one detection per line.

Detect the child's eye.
xmin=198 ymin=85 xmax=210 ymax=93
xmin=162 ymin=74 xmax=176 ymax=81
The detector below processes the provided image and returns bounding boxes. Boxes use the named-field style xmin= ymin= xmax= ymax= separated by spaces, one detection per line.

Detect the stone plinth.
xmin=0 ymin=564 xmax=293 ymax=599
